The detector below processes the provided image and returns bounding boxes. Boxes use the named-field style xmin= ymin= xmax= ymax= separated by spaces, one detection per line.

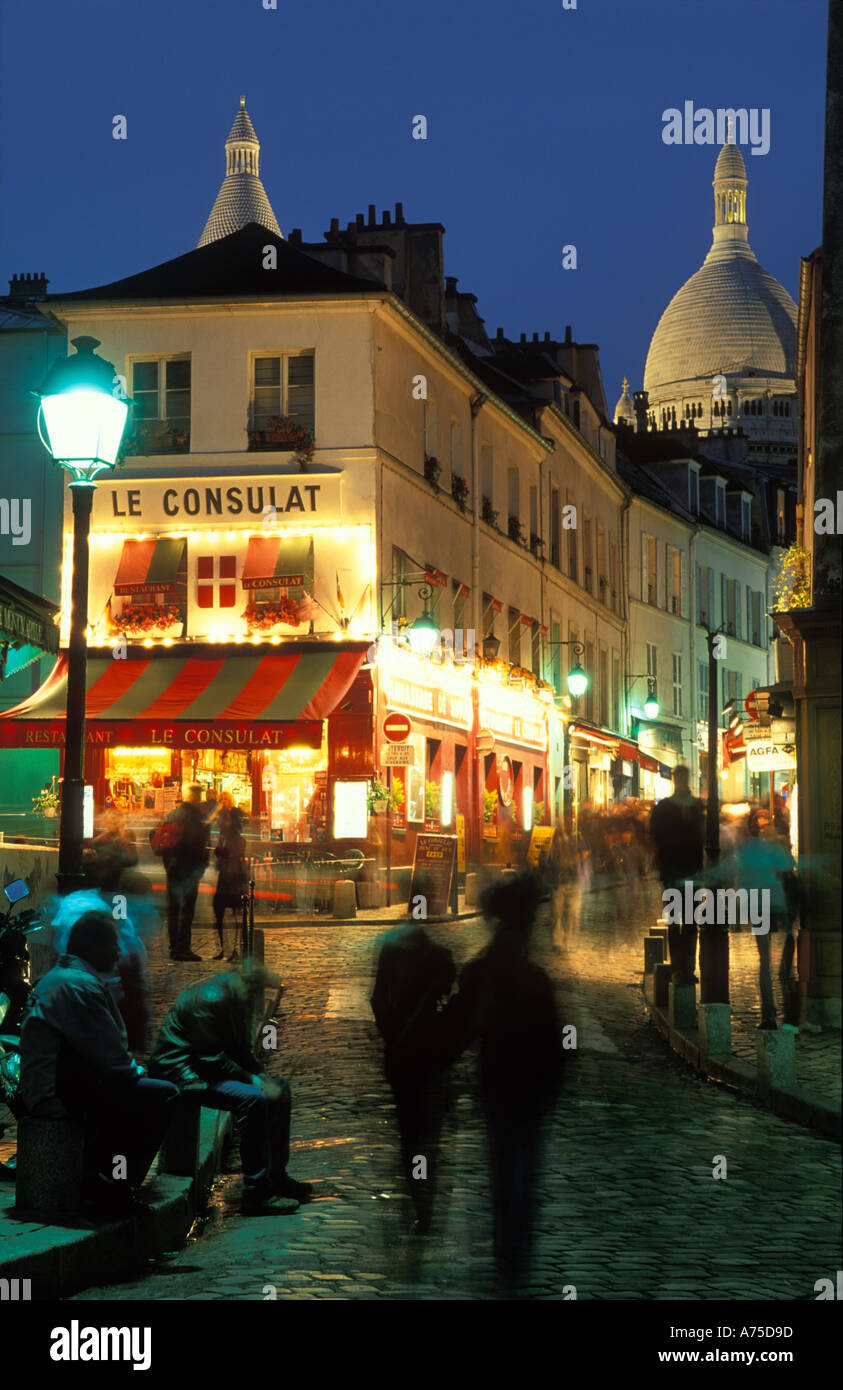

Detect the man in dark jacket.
xmin=148 ymin=962 xmax=311 ymax=1215
xmin=156 ymin=783 xmax=210 ymax=961
xmin=20 ymin=911 xmax=178 ymax=1213
xmin=648 ymin=765 xmax=705 ymax=985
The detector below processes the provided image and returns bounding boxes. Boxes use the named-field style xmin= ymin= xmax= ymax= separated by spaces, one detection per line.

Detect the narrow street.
xmin=70 ymin=883 xmax=841 ymax=1302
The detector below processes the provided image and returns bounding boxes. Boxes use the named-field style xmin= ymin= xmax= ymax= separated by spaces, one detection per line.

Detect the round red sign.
xmin=383 ymin=711 xmax=412 ymax=743
xmin=744 ymin=690 xmax=759 ymax=720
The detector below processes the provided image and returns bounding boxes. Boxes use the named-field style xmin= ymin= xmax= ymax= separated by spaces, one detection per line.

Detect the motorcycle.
xmin=0 ymin=878 xmax=43 ymax=1177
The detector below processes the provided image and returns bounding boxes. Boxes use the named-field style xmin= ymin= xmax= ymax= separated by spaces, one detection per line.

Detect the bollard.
xmin=332 ymin=879 xmax=357 ymax=919
xmin=757 ymin=1027 xmax=797 ymax=1098
xmin=669 ymin=982 xmax=697 ymax=1031
xmin=463 ymin=872 xmax=479 ymax=908
xmin=653 ymin=962 xmax=671 ymax=1008
xmin=649 ymin=925 xmax=669 ymax=954
xmin=250 ymin=927 xmax=265 ymax=965
xmin=15 ymin=1117 xmax=84 ymax=1213
xmin=644 ymin=936 xmax=665 ymax=972
xmin=698 ymin=1002 xmax=732 ymax=1057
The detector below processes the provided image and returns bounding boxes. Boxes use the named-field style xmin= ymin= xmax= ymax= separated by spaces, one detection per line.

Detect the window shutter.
xmin=708 ymin=569 xmax=715 ymax=628
xmin=680 ymin=552 xmax=688 ymax=618
xmin=696 ymin=564 xmax=703 ymax=620
xmin=642 ymin=534 xmax=649 ymax=603
xmin=721 ymin=574 xmax=728 ymax=630
xmin=745 ymin=585 xmax=752 ymax=642
xmin=735 ymin=582 xmax=741 ymax=638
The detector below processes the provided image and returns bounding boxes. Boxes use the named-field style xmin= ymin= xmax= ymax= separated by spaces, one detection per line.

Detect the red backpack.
xmin=150 ymin=818 xmax=183 ymax=856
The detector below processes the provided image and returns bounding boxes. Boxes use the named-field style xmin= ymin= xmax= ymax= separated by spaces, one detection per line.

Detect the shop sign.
xmin=0 ymin=604 xmax=56 ymax=652
xmin=98 ymin=475 xmax=341 ymax=526
xmin=479 ymin=702 xmax=546 ymax=751
xmin=526 ymin=825 xmax=554 ymax=866
xmin=383 ymin=743 xmax=415 ymax=766
xmin=456 ymin=814 xmax=466 ymax=874
xmin=385 ymin=675 xmax=471 ymax=730
xmin=408 ymin=833 xmax=458 ymax=917
xmin=743 ymin=730 xmax=796 ymax=772
xmin=0 ymin=719 xmax=323 ymax=750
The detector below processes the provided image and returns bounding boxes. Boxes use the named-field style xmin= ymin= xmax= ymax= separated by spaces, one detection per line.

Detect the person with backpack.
xmin=151 ymin=784 xmax=210 ymax=962
xmin=648 ymin=765 xmax=705 ymax=985
xmin=370 ymin=894 xmax=456 ymax=1235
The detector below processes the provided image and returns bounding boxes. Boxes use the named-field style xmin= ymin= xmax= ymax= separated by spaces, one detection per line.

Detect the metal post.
xmin=385 ymin=765 xmax=392 ymax=907
xmin=56 ymin=484 xmax=94 ymax=896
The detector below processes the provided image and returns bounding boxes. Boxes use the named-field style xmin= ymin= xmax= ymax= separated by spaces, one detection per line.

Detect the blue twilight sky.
xmin=0 ymin=0 xmax=828 ymax=408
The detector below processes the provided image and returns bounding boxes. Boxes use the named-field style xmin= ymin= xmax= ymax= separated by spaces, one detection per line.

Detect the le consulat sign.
xmin=93 ymin=474 xmax=341 ymax=525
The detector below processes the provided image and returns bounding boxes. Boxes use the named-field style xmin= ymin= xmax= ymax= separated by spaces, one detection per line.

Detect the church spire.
xmin=198 ymin=96 xmax=282 ymax=247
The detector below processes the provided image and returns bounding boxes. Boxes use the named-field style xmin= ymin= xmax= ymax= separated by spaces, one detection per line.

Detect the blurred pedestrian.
xmin=151 ymin=783 xmax=210 ymax=962
xmin=729 ymin=808 xmax=799 ymax=1029
xmin=371 ymin=902 xmax=456 ymax=1234
xmin=649 ymin=766 xmax=705 ymax=985
xmin=20 ymin=911 xmax=178 ymax=1214
xmin=449 ymin=871 xmax=563 ymax=1288
xmin=148 ymin=961 xmax=311 ymax=1215
xmin=213 ymin=822 xmax=248 ymax=961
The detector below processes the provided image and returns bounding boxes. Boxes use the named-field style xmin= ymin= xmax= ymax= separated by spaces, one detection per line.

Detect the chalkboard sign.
xmin=407 ymin=833 xmax=458 ymax=917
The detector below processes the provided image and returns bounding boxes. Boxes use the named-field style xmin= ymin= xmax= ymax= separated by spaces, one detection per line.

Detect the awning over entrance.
xmin=0 ymin=575 xmax=60 ymax=682
xmin=114 ymin=538 xmax=186 ymax=595
xmin=241 ymin=537 xmax=314 ymax=591
xmin=568 ymin=723 xmax=660 ymax=773
xmin=0 ymin=643 xmax=368 ymax=749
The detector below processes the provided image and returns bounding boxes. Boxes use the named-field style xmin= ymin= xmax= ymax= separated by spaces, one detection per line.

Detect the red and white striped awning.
xmin=0 ymin=644 xmax=368 ymax=749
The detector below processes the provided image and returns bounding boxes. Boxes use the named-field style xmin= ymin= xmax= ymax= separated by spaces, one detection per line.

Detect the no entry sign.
xmin=383 ymin=711 xmax=412 ymax=743
xmin=744 ymin=690 xmax=759 ymax=721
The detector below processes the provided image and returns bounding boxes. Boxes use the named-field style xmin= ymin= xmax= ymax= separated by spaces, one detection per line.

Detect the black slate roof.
xmin=44 ymin=224 xmax=386 ymax=303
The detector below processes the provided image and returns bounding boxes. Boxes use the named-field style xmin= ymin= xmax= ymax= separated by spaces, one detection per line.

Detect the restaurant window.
xmin=128 ymin=357 xmax=191 ymax=450
xmin=407 ymin=733 xmax=426 ymax=823
xmin=260 ymin=742 xmax=327 ymax=841
xmin=196 ymin=555 xmax=237 ymax=609
xmin=672 ymin=653 xmax=683 ymax=716
xmin=251 ymin=351 xmax=315 ymax=432
xmin=508 ymin=607 xmax=521 ymax=666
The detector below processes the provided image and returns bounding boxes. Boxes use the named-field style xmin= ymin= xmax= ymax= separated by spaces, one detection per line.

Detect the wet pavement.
xmin=65 ymin=878 xmax=841 ymax=1302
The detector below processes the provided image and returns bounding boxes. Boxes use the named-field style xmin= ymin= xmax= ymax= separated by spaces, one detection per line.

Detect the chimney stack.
xmin=327 ymin=217 xmax=340 ymax=241
xmin=7 ymin=272 xmax=49 ymax=302
xmin=356 ymin=213 xmax=365 ymax=230
xmin=520 ymin=332 xmax=527 ymax=343
xmin=564 ymin=325 xmax=572 ymax=344
xmin=395 ymin=202 xmax=405 ymax=224
xmin=382 ymin=210 xmax=391 ymax=225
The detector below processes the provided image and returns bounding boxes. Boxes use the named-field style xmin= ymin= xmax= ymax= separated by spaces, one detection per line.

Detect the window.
xmin=450 ymin=418 xmax=463 ymax=478
xmin=721 ymin=577 xmax=741 ymax=637
xmin=481 ymin=444 xmax=494 ymax=508
xmin=130 ymin=357 xmax=191 ymax=445
xmin=583 ymin=515 xmax=593 ymax=593
xmin=747 ymin=588 xmax=762 ymax=646
xmin=567 ymin=496 xmax=578 ymax=582
xmin=197 ymin=555 xmax=236 ymax=609
xmin=612 ymin=650 xmax=621 ymax=730
xmin=572 ymin=398 xmax=580 ymax=430
xmin=741 ymin=498 xmax=751 ymax=542
xmin=529 ymin=487 xmax=538 ymax=548
xmin=482 ymin=592 xmax=500 ymax=639
xmin=667 ymin=545 xmax=682 ymax=615
xmin=715 ymin=483 xmax=726 ymax=528
xmin=597 ymin=525 xmax=607 ymax=603
xmin=508 ymin=607 xmax=521 ymax=666
xmin=775 ymin=489 xmax=786 ymax=544
xmin=423 ymin=397 xmax=439 ymax=461
xmin=697 ymin=564 xmax=714 ymax=626
xmin=723 ymin=667 xmax=742 ymax=712
xmin=609 ymin=540 xmax=618 ymax=612
xmin=508 ymin=468 xmax=519 ymax=524
xmin=252 ymin=352 xmax=314 ymax=430
xmin=672 ymin=653 xmax=683 ymax=716
xmin=531 ymin=621 xmax=542 ymax=677
xmin=698 ymin=661 xmax=709 ymax=722
xmin=643 ymin=533 xmax=658 ymax=605
xmin=550 ymin=486 xmax=560 ymax=566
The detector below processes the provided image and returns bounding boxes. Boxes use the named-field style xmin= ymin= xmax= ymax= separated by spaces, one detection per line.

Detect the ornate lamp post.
xmin=35 ymin=336 xmax=129 ymax=894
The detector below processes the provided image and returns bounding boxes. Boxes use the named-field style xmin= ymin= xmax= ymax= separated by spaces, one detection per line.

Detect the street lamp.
xmin=544 ymin=638 xmax=589 ymax=699
xmin=35 ymin=336 xmax=129 ymax=894
xmin=643 ymin=679 xmax=660 ymax=720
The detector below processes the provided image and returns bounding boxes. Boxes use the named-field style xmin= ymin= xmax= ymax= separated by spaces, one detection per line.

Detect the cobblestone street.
xmin=69 ymin=881 xmax=841 ymax=1302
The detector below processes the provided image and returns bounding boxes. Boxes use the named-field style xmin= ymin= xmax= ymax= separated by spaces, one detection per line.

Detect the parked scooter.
xmin=0 ymin=879 xmax=43 ymax=1177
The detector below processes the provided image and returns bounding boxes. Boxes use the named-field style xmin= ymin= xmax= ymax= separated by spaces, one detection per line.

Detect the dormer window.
xmin=741 ymin=498 xmax=751 ymax=542
xmin=715 ymin=481 xmax=726 ymax=528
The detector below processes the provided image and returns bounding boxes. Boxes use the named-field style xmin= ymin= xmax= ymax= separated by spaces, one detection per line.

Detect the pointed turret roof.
xmin=613 ymin=376 xmax=635 ymax=425
xmin=198 ymin=97 xmax=282 ymax=247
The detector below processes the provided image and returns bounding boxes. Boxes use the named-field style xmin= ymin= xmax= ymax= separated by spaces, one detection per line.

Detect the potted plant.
xmin=481 ymin=496 xmax=498 ymax=527
xmin=113 ymin=603 xmax=183 ymax=636
xmin=367 ymin=780 xmax=391 ymax=815
xmin=483 ymin=788 xmax=497 ymax=823
xmin=248 ymin=414 xmax=315 ymax=467
xmin=424 ymin=455 xmax=442 ymax=490
xmin=32 ymin=787 xmax=60 ymax=818
xmin=529 ymin=533 xmax=544 ymax=557
xmin=119 ymin=419 xmax=189 ymax=458
xmin=243 ymin=597 xmax=302 ymax=632
xmin=424 ymin=780 xmax=441 ymax=819
xmin=451 ymin=474 xmax=469 ymax=513
xmin=508 ymin=514 xmax=526 ymax=545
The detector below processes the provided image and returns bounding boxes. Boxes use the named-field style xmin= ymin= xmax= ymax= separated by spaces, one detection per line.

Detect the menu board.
xmin=407 ymin=833 xmax=458 ymax=917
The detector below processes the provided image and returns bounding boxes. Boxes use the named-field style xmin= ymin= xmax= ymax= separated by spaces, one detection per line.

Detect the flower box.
xmin=424 ymin=455 xmax=442 ymax=489
xmin=113 ymin=605 xmax=184 ymax=636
